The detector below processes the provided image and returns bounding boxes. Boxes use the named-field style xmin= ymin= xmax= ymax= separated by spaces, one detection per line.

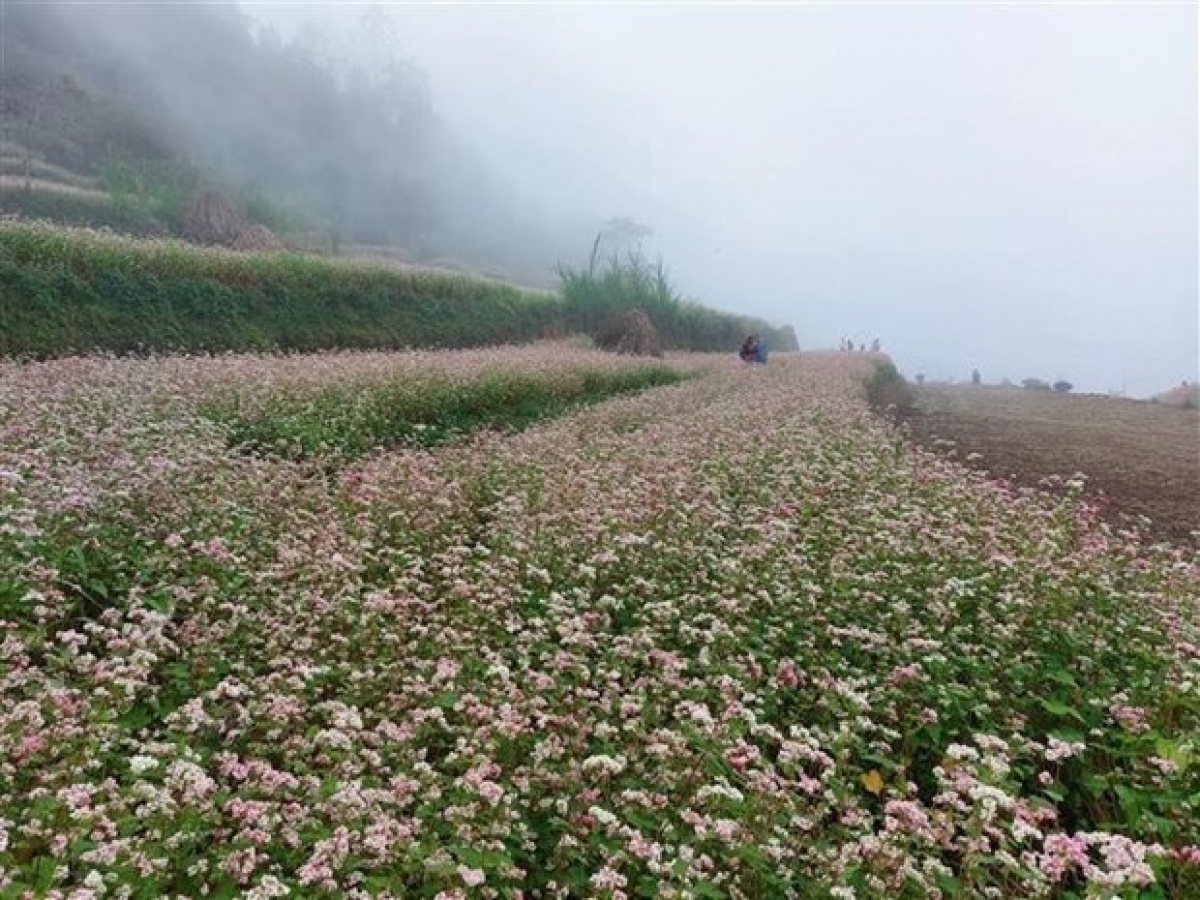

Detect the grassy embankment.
xmin=0 ymin=223 xmax=555 ymax=356
xmin=0 ymin=221 xmax=793 ymax=358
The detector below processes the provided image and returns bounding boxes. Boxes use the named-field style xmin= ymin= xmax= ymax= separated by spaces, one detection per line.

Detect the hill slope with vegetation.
xmin=0 ymin=2 xmax=554 ymax=276
xmin=1 ymin=4 xmax=799 ymax=355
xmin=0 ymin=223 xmax=796 ymax=358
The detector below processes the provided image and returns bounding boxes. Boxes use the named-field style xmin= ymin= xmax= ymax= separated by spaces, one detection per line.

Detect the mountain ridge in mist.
xmin=0 ymin=1 xmax=579 ymax=286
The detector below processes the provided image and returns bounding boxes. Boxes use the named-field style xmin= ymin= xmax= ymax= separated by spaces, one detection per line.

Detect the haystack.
xmin=233 ymin=223 xmax=284 ymax=252
xmin=180 ymin=188 xmax=281 ymax=250
xmin=597 ymin=309 xmax=663 ymax=357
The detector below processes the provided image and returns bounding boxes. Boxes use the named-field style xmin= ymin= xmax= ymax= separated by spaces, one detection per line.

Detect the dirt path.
xmin=903 ymin=385 xmax=1199 ymax=544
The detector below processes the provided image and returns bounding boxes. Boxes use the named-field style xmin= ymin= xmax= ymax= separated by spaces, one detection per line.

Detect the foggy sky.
xmin=245 ymin=2 xmax=1197 ymax=396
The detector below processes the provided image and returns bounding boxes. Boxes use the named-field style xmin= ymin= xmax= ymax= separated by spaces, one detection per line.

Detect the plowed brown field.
xmin=904 ymin=385 xmax=1199 ymax=544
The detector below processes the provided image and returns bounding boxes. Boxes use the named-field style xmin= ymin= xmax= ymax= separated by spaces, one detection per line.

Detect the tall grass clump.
xmin=558 ymin=238 xmax=798 ymax=354
xmin=0 ymin=222 xmax=557 ymax=357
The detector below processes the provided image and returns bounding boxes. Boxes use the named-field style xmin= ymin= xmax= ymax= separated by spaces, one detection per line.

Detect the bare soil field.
xmin=904 ymin=384 xmax=1199 ymax=544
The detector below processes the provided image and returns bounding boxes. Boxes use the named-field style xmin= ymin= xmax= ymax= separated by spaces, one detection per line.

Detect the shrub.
xmin=865 ymin=359 xmax=915 ymax=415
xmin=1022 ymin=377 xmax=1051 ymax=391
xmin=1053 ymin=380 xmax=1073 ymax=393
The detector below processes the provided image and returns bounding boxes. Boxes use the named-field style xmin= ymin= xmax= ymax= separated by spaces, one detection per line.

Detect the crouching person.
xmin=739 ymin=335 xmax=768 ymax=364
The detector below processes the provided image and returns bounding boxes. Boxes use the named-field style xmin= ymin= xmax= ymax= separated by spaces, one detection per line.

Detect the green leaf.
xmin=1040 ymin=698 xmax=1085 ymax=722
xmin=1084 ymin=773 xmax=1111 ymax=796
xmin=118 ymin=701 xmax=155 ymax=731
xmin=1155 ymin=737 xmax=1194 ymax=769
xmin=456 ymin=847 xmax=484 ymax=867
xmin=627 ymin=809 xmax=658 ymax=831
xmin=1046 ymin=669 xmax=1078 ymax=687
xmin=936 ymin=872 xmax=961 ymax=894
xmin=1113 ymin=783 xmax=1141 ymax=808
xmin=145 ymin=591 xmax=172 ymax=614
xmin=1147 ymin=814 xmax=1177 ymax=839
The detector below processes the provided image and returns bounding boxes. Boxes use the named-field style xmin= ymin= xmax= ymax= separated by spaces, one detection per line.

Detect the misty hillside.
xmin=0 ymin=2 xmax=558 ymax=283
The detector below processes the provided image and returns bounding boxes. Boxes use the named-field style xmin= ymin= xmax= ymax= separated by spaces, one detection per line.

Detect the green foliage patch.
xmin=203 ymin=365 xmax=687 ymax=462
xmin=0 ymin=187 xmax=167 ymax=236
xmin=558 ymin=245 xmax=798 ymax=354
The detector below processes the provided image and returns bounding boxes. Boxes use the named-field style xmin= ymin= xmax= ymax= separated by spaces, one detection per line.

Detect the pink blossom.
xmin=458 ymin=865 xmax=486 ymax=887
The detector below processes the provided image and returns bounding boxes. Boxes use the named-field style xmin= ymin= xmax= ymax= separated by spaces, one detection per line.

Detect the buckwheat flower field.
xmin=1 ymin=347 xmax=1196 ymax=900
